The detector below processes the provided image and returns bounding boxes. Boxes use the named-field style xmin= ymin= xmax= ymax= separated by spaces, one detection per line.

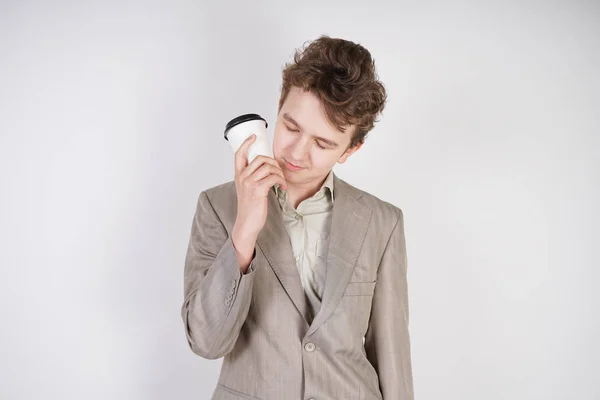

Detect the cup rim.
xmin=224 ymin=114 xmax=268 ymax=141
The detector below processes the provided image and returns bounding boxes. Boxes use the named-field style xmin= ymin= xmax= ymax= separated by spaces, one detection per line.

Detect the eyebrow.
xmin=283 ymin=113 xmax=340 ymax=147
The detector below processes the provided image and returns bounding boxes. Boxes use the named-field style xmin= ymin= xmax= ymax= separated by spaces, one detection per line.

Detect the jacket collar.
xmin=273 ymin=169 xmax=335 ymax=203
xmin=256 ymin=171 xmax=372 ymax=333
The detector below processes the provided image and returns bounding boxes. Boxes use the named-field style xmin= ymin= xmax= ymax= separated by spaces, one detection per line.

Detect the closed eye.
xmin=285 ymin=124 xmax=328 ymax=149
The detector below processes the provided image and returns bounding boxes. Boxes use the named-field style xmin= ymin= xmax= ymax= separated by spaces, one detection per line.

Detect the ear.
xmin=338 ymin=142 xmax=363 ymax=164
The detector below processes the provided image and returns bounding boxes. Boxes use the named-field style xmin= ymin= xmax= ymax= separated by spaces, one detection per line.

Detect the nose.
xmin=289 ymin=137 xmax=309 ymax=163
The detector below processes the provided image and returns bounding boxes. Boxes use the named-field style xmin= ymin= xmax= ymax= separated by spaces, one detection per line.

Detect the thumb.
xmin=234 ymin=134 xmax=256 ymax=173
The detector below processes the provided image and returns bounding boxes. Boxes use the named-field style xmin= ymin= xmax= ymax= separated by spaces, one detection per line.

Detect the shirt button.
xmin=304 ymin=342 xmax=316 ymax=352
xmin=295 ymin=214 xmax=302 ymax=220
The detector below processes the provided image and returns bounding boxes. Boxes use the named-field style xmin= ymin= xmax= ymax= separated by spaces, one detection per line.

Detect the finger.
xmin=234 ymin=134 xmax=257 ymax=175
xmin=242 ymin=155 xmax=283 ymax=180
xmin=250 ymin=164 xmax=286 ymax=186
xmin=246 ymin=160 xmax=287 ymax=190
xmin=257 ymin=173 xmax=288 ymax=194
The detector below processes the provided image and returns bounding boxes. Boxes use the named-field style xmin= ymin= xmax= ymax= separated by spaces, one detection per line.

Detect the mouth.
xmin=284 ymin=159 xmax=305 ymax=172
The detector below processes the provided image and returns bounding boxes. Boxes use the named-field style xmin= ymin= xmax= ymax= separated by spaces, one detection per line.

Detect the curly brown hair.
xmin=278 ymin=35 xmax=387 ymax=149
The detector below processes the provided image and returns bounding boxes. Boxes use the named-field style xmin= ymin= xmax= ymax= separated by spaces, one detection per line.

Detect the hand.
xmin=232 ymin=134 xmax=287 ymax=272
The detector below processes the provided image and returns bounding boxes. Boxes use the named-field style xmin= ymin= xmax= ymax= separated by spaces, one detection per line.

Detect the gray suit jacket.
xmin=181 ymin=173 xmax=414 ymax=400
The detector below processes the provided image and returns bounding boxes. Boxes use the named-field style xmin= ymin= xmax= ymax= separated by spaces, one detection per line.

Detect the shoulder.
xmin=336 ymin=175 xmax=404 ymax=227
xmin=202 ymin=180 xmax=236 ymax=205
xmin=194 ymin=180 xmax=237 ymax=230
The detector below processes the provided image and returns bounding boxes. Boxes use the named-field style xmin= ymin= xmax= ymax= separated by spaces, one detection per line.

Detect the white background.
xmin=1 ymin=1 xmax=598 ymax=399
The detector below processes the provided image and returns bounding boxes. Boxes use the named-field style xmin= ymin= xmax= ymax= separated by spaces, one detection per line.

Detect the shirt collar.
xmin=273 ymin=169 xmax=335 ymax=203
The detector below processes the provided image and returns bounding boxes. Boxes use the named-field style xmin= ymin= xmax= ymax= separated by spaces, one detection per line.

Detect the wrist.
xmin=232 ymin=224 xmax=257 ymax=268
xmin=232 ymin=222 xmax=258 ymax=247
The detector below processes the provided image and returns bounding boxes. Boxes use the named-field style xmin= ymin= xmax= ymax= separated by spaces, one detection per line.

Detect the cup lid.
xmin=224 ymin=113 xmax=268 ymax=141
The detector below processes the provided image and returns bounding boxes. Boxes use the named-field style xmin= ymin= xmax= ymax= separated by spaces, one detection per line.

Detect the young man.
xmin=181 ymin=36 xmax=414 ymax=400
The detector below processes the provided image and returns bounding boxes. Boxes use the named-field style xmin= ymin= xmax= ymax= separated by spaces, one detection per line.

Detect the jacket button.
xmin=304 ymin=342 xmax=316 ymax=352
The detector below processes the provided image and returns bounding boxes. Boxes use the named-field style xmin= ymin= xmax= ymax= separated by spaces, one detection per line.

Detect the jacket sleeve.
xmin=180 ymin=190 xmax=258 ymax=359
xmin=364 ymin=209 xmax=414 ymax=399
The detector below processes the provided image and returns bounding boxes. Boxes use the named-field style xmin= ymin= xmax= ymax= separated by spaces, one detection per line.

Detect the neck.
xmin=285 ymin=173 xmax=330 ymax=209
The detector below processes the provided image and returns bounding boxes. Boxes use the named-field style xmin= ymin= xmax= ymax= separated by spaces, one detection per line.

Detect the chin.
xmin=283 ymin=169 xmax=306 ymax=182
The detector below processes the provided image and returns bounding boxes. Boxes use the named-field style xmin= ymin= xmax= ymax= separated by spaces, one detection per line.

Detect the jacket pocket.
xmin=214 ymin=383 xmax=262 ymax=400
xmin=343 ymin=281 xmax=377 ymax=296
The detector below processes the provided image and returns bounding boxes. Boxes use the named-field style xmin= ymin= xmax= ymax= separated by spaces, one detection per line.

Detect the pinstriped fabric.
xmin=273 ymin=169 xmax=334 ymax=325
xmin=181 ymin=172 xmax=414 ymax=400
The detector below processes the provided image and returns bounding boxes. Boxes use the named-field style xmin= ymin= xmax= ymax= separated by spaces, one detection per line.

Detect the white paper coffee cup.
xmin=224 ymin=114 xmax=273 ymax=164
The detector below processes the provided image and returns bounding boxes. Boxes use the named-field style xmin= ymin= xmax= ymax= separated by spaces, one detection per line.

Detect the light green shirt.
xmin=273 ymin=170 xmax=334 ymax=324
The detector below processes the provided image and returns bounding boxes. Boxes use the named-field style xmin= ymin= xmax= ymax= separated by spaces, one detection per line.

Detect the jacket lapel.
xmin=307 ymin=174 xmax=372 ymax=335
xmin=256 ymin=188 xmax=310 ymax=326
xmin=254 ymin=172 xmax=372 ymax=334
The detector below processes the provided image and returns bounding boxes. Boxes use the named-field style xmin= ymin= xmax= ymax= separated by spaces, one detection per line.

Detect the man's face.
xmin=272 ymin=86 xmax=361 ymax=187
